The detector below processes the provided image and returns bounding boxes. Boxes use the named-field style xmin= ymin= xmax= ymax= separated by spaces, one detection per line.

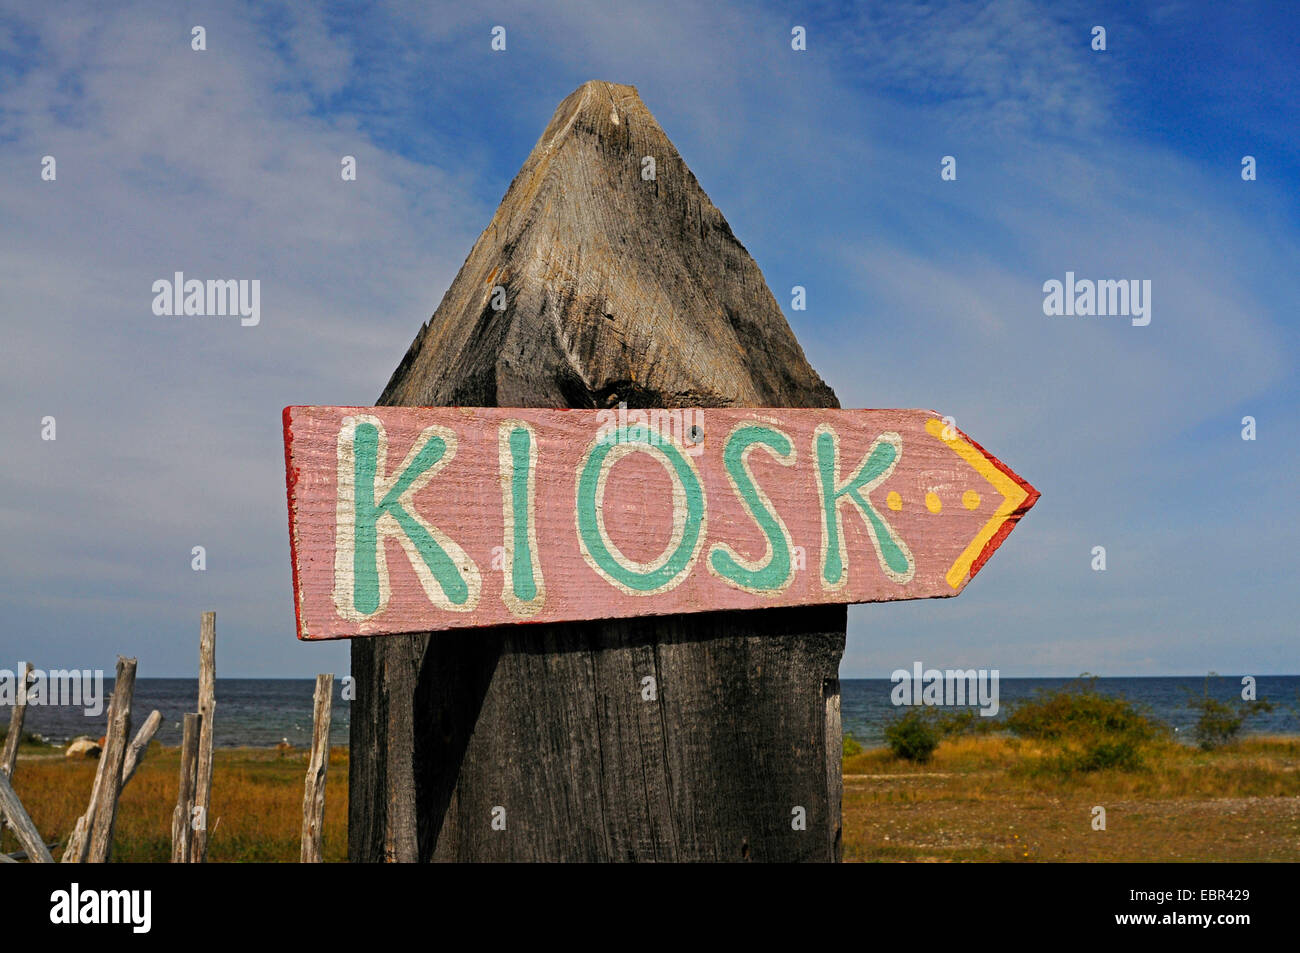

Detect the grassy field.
xmin=2 ymin=743 xmax=349 ymax=862
xmin=842 ymin=734 xmax=1300 ymax=862
xmin=3 ymin=732 xmax=1297 ymax=861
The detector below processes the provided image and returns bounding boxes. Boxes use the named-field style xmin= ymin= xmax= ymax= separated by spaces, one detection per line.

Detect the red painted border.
xmin=956 ymin=424 xmax=1040 ymax=582
xmin=282 ymin=406 xmax=305 ymax=641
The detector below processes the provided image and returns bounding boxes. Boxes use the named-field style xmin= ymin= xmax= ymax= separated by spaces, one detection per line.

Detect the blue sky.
xmin=1 ymin=0 xmax=1296 ymax=678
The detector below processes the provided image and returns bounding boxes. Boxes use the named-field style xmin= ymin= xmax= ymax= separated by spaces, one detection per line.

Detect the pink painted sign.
xmin=282 ymin=406 xmax=1038 ymax=640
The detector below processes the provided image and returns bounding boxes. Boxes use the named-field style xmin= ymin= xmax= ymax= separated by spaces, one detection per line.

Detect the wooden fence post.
xmin=62 ymin=657 xmax=136 ymax=863
xmin=0 ymin=665 xmax=51 ymax=865
xmin=0 ymin=661 xmax=34 ymax=840
xmin=0 ymin=769 xmax=53 ymax=862
xmin=85 ymin=656 xmax=136 ymax=863
xmin=59 ymin=708 xmax=162 ymax=861
xmin=300 ymin=673 xmax=334 ymax=862
xmin=1 ymin=662 xmax=33 ymax=779
xmin=191 ymin=611 xmax=216 ymax=862
xmin=171 ymin=712 xmax=202 ymax=863
xmin=121 ymin=709 xmax=163 ymax=788
xmin=348 ymin=81 xmax=847 ymax=861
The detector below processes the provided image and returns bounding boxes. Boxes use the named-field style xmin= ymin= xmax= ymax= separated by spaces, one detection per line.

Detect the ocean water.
xmin=8 ymin=675 xmax=1299 ymax=749
xmin=13 ymin=679 xmax=352 ymax=749
xmin=842 ymin=675 xmax=1300 ymax=747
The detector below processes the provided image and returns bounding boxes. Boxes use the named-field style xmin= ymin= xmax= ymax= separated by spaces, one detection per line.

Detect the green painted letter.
xmin=500 ymin=422 xmax=544 ymax=615
xmin=576 ymin=435 xmax=705 ymax=593
xmin=334 ymin=417 xmax=480 ymax=620
xmin=709 ymin=425 xmax=795 ymax=591
xmin=815 ymin=426 xmax=914 ymax=586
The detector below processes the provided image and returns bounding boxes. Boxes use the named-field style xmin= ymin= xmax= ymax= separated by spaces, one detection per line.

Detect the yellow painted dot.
xmin=962 ymin=490 xmax=981 ymax=510
xmin=886 ymin=491 xmax=902 ymax=511
xmin=925 ymin=492 xmax=942 ymax=513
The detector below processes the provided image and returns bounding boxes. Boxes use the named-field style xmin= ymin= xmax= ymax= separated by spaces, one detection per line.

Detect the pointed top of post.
xmin=380 ymin=81 xmax=837 ymax=411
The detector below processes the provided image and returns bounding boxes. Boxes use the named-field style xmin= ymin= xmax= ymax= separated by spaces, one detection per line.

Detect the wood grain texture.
xmin=62 ymin=657 xmax=136 ymax=863
xmin=0 ymin=662 xmax=33 ymax=840
xmin=300 ymin=674 xmax=333 ymax=863
xmin=86 ymin=656 xmax=135 ymax=863
xmin=121 ymin=709 xmax=163 ymax=787
xmin=190 ymin=612 xmax=215 ymax=863
xmin=376 ymin=85 xmax=836 ymax=412
xmin=286 ymin=406 xmax=1036 ymax=639
xmin=1 ymin=662 xmax=32 ymax=778
xmin=171 ymin=713 xmax=201 ymax=864
xmin=414 ymin=604 xmax=848 ymax=861
xmin=61 ymin=810 xmax=90 ymax=862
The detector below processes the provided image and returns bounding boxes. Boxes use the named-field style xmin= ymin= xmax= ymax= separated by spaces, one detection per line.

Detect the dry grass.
xmin=5 ymin=735 xmax=1297 ymax=862
xmin=842 ymin=734 xmax=1300 ymax=861
xmin=1 ymin=744 xmax=348 ymax=862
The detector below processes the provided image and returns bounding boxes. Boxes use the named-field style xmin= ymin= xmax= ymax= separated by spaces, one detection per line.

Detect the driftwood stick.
xmin=61 ymin=815 xmax=89 ymax=862
xmin=121 ymin=709 xmax=163 ymax=787
xmin=62 ymin=681 xmax=114 ymax=862
xmin=0 ymin=761 xmax=54 ymax=862
xmin=62 ymin=658 xmax=136 ymax=863
xmin=4 ymin=841 xmax=58 ymax=861
xmin=190 ymin=612 xmax=216 ymax=862
xmin=85 ymin=656 xmax=136 ymax=863
xmin=1 ymin=662 xmax=33 ymax=778
xmin=171 ymin=712 xmax=202 ymax=863
xmin=300 ymin=673 xmax=334 ymax=863
xmin=0 ymin=662 xmax=34 ymax=838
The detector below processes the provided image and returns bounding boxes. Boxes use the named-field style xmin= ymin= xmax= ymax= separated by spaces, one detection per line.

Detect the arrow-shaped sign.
xmin=283 ymin=406 xmax=1039 ymax=640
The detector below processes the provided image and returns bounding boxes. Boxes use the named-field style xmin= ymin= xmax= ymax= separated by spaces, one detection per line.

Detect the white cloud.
xmin=0 ymin=1 xmax=492 ymax=673
xmin=829 ymin=0 xmax=1119 ymax=135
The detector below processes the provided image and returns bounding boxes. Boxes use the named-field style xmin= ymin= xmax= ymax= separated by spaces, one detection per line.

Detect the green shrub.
xmin=1187 ymin=673 xmax=1274 ymax=750
xmin=842 ymin=734 xmax=863 ymax=758
xmin=930 ymin=707 xmax=995 ymax=738
xmin=1004 ymin=676 xmax=1165 ymax=776
xmin=1006 ymin=675 xmax=1162 ymax=743
xmin=1024 ymin=736 xmax=1148 ymax=778
xmin=1072 ymin=738 xmax=1145 ymax=772
xmin=884 ymin=709 xmax=940 ymax=763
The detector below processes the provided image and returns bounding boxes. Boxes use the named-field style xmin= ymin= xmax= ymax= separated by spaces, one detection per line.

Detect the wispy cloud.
xmin=820 ymin=0 xmax=1121 ymax=136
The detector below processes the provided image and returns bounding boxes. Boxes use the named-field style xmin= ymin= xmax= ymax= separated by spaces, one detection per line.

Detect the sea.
xmin=9 ymin=675 xmax=1299 ymax=749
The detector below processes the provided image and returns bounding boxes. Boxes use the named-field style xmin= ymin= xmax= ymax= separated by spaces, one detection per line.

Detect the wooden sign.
xmin=283 ymin=406 xmax=1038 ymax=640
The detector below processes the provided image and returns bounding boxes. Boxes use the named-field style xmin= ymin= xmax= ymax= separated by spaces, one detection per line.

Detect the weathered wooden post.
xmin=0 ymin=769 xmax=53 ymax=862
xmin=0 ymin=662 xmax=33 ymax=779
xmin=63 ymin=656 xmax=136 ymax=863
xmin=352 ymin=81 xmax=841 ymax=862
xmin=0 ymin=665 xmax=50 ymax=865
xmin=300 ymin=673 xmax=334 ymax=863
xmin=121 ymin=709 xmax=163 ymax=788
xmin=191 ymin=611 xmax=216 ymax=862
xmin=85 ymin=657 xmax=135 ymax=863
xmin=171 ymin=712 xmax=202 ymax=863
xmin=0 ymin=661 xmax=33 ymax=841
xmin=283 ymin=82 xmax=1038 ymax=862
